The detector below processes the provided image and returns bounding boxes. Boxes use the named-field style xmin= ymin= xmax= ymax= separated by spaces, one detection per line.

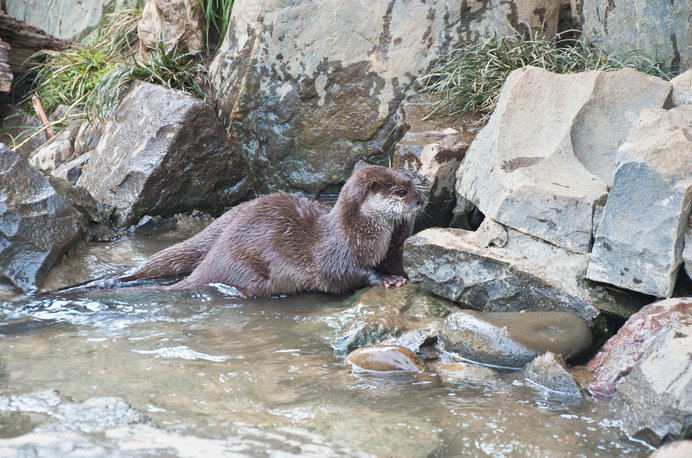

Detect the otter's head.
xmin=340 ymin=166 xmax=425 ymax=222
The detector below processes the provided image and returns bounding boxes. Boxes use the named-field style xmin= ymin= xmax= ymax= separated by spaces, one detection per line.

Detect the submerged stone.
xmin=439 ymin=310 xmax=592 ymax=368
xmin=346 ymin=345 xmax=424 ymax=373
xmin=328 ymin=283 xmax=453 ymax=355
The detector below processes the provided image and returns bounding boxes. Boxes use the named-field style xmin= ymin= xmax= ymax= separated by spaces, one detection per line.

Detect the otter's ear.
xmin=369 ymin=180 xmax=381 ymax=193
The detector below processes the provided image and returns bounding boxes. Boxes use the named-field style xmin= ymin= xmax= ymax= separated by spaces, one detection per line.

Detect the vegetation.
xmin=420 ymin=31 xmax=675 ymax=124
xmin=195 ymin=0 xmax=234 ymax=49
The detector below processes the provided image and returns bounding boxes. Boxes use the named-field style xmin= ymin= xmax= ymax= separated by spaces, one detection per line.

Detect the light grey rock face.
xmin=76 ymin=82 xmax=253 ymax=228
xmin=4 ymin=0 xmax=139 ymax=40
xmin=491 ymin=0 xmax=562 ymax=36
xmin=138 ymin=0 xmax=205 ymax=60
xmin=611 ymin=321 xmax=692 ymax=446
xmin=456 ymin=66 xmax=671 ymax=254
xmin=209 ymin=0 xmax=511 ymax=193
xmin=581 ymin=0 xmax=692 ymax=74
xmin=393 ymin=96 xmax=479 ymax=231
xmin=684 ymin=217 xmax=692 ymax=280
xmin=52 ymin=152 xmax=91 ymax=185
xmin=28 ymin=121 xmax=82 ymax=173
xmin=439 ymin=310 xmax=592 ymax=368
xmin=404 ymin=227 xmax=645 ymax=323
xmin=587 ymin=106 xmax=692 ymax=297
xmin=0 ymin=145 xmax=85 ymax=292
xmin=671 ymin=70 xmax=692 ymax=107
xmin=650 ymin=441 xmax=692 ymax=458
xmin=524 ymin=352 xmax=582 ymax=398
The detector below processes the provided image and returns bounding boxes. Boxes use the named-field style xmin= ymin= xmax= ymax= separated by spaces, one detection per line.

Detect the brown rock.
xmin=346 ymin=345 xmax=424 ymax=373
xmin=588 ymin=298 xmax=692 ymax=396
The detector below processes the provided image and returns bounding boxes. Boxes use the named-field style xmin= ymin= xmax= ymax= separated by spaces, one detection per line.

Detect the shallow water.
xmin=0 ymin=230 xmax=652 ymax=456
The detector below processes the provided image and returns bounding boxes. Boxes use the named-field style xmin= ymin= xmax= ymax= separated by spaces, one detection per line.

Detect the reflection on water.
xmin=0 ymin=233 xmax=651 ymax=456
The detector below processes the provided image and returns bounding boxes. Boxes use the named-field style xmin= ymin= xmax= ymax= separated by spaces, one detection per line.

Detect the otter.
xmin=105 ymin=165 xmax=425 ymax=297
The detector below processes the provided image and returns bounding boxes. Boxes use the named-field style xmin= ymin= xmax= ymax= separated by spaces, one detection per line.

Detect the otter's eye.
xmin=394 ymin=189 xmax=407 ymax=197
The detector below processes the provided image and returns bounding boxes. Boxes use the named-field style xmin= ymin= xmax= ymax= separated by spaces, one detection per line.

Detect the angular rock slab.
xmin=77 ymin=82 xmax=252 ymax=227
xmin=588 ymin=298 xmax=692 ymax=397
xmin=393 ymin=96 xmax=479 ymax=231
xmin=404 ymin=227 xmax=644 ymax=323
xmin=456 ymin=66 xmax=671 ymax=254
xmin=611 ymin=321 xmax=692 ymax=446
xmin=138 ymin=0 xmax=205 ymax=59
xmin=587 ymin=106 xmax=692 ymax=297
xmin=439 ymin=310 xmax=592 ymax=368
xmin=581 ymin=0 xmax=692 ymax=73
xmin=524 ymin=352 xmax=582 ymax=398
xmin=671 ymin=70 xmax=692 ymax=107
xmin=209 ymin=0 xmax=499 ymax=193
xmin=0 ymin=145 xmax=84 ymax=291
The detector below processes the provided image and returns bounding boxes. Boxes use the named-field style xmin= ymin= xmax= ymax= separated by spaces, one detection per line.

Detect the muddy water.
xmin=0 ymin=229 xmax=651 ymax=456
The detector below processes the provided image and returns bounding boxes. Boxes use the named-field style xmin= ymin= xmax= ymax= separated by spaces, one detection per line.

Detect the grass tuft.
xmin=420 ymin=31 xmax=676 ymax=124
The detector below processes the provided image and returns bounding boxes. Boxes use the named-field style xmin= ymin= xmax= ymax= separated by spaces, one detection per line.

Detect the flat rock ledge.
xmin=404 ymin=227 xmax=645 ymax=323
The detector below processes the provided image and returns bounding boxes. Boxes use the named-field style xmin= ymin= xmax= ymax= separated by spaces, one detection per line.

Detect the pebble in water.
xmin=345 ymin=345 xmax=424 ymax=373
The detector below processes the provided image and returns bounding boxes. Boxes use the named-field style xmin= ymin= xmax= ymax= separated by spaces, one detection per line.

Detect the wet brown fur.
xmin=120 ymin=166 xmax=424 ymax=297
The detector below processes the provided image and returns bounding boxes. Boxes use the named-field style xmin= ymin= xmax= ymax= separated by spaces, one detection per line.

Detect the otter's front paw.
xmin=368 ymin=272 xmax=407 ymax=289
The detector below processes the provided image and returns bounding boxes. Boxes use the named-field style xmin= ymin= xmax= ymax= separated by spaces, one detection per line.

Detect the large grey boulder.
xmin=76 ymin=82 xmax=253 ymax=227
xmin=456 ymin=66 xmax=671 ymax=254
xmin=4 ymin=0 xmax=139 ymax=41
xmin=586 ymin=106 xmax=692 ymax=297
xmin=209 ymin=0 xmax=563 ymax=194
xmin=0 ymin=145 xmax=85 ymax=292
xmin=404 ymin=226 xmax=644 ymax=323
xmin=581 ymin=0 xmax=692 ymax=74
xmin=611 ymin=320 xmax=692 ymax=446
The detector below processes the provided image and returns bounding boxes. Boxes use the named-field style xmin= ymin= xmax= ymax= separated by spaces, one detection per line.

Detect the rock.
xmin=346 ymin=345 xmax=424 ymax=373
xmin=4 ymin=0 xmax=139 ymax=41
xmin=209 ymin=0 xmax=509 ymax=194
xmin=611 ymin=321 xmax=692 ymax=446
xmin=475 ymin=218 xmax=507 ymax=248
xmin=404 ymin=227 xmax=644 ymax=322
xmin=456 ymin=66 xmax=671 ymax=254
xmin=52 ymin=152 xmax=90 ymax=184
xmin=28 ymin=121 xmax=82 ymax=172
xmin=671 ymin=70 xmax=692 ymax=107
xmin=524 ymin=352 xmax=582 ymax=398
xmin=586 ymin=106 xmax=692 ymax=297
xmin=327 ymin=283 xmax=453 ymax=355
xmin=650 ymin=441 xmax=692 ymax=458
xmin=0 ymin=38 xmax=11 ymax=93
xmin=393 ymin=95 xmax=479 ymax=231
xmin=0 ymin=10 xmax=71 ymax=73
xmin=438 ymin=310 xmax=592 ymax=368
xmin=133 ymin=215 xmax=177 ymax=235
xmin=588 ymin=298 xmax=692 ymax=397
xmin=580 ymin=0 xmax=692 ymax=73
xmin=0 ymin=145 xmax=86 ymax=291
xmin=0 ymin=390 xmax=150 ymax=434
xmin=76 ymin=82 xmax=253 ymax=227
xmin=138 ymin=0 xmax=205 ymax=60
xmin=428 ymin=359 xmax=500 ymax=386
xmin=492 ymin=0 xmax=562 ymax=36
xmin=0 ymin=105 xmax=50 ymax=159
xmin=73 ymin=120 xmax=101 ymax=155
xmin=684 ymin=218 xmax=692 ymax=280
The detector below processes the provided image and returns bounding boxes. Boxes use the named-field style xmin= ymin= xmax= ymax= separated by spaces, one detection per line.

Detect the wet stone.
xmin=439 ymin=310 xmax=592 ymax=368
xmin=524 ymin=352 xmax=582 ymax=399
xmin=327 ymin=283 xmax=453 ymax=355
xmin=346 ymin=345 xmax=424 ymax=373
